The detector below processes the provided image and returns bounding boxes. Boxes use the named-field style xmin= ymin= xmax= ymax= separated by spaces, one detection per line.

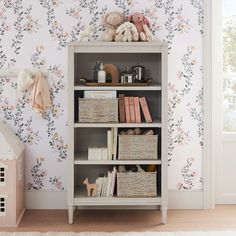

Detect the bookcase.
xmin=68 ymin=42 xmax=168 ymax=224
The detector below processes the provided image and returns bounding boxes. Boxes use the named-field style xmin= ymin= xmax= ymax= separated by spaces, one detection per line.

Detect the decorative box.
xmin=88 ymin=147 xmax=108 ymax=161
xmin=79 ymin=98 xmax=118 ymax=123
xmin=117 ymin=172 xmax=157 ymax=197
xmin=118 ymin=135 xmax=158 ymax=160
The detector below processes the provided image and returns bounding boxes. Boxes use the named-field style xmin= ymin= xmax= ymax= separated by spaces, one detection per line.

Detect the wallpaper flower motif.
xmin=168 ymin=46 xmax=197 ymax=162
xmin=27 ymin=157 xmax=47 ymax=191
xmin=177 ymin=157 xmax=200 ymax=190
xmin=189 ymin=0 xmax=203 ymax=34
xmin=0 ymin=0 xmax=203 ymax=191
xmin=49 ymin=176 xmax=65 ymax=190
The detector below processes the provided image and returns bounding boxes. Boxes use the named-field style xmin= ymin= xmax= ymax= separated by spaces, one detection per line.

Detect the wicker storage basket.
xmin=118 ymin=135 xmax=158 ymax=160
xmin=79 ymin=98 xmax=118 ymax=123
xmin=117 ymin=172 xmax=157 ymax=197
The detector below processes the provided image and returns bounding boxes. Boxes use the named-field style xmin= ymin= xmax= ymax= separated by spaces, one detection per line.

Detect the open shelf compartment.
xmin=74 ymin=53 xmax=162 ymax=86
xmin=74 ymin=127 xmax=161 ymax=162
xmin=74 ymin=165 xmax=162 ymax=204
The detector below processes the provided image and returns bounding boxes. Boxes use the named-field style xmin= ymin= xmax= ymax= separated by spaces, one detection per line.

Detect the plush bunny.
xmin=114 ymin=22 xmax=138 ymax=42
xmin=78 ymin=25 xmax=94 ymax=42
xmin=103 ymin=12 xmax=124 ymax=42
xmin=128 ymin=12 xmax=154 ymax=42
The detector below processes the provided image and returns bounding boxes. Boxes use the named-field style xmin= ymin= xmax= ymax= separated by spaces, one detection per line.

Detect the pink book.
xmin=129 ymin=97 xmax=136 ymax=123
xmin=139 ymin=97 xmax=152 ymax=123
xmin=134 ymin=97 xmax=141 ymax=123
xmin=124 ymin=97 xmax=131 ymax=123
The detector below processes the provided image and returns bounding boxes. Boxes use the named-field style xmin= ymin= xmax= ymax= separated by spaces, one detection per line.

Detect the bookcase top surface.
xmin=68 ymin=41 xmax=168 ymax=47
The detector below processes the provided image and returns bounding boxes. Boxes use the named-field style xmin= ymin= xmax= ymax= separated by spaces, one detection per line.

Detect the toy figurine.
xmin=83 ymin=177 xmax=98 ymax=197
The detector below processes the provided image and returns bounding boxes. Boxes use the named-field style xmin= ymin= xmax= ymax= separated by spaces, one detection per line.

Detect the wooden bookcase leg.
xmin=161 ymin=204 xmax=167 ymax=224
xmin=68 ymin=205 xmax=74 ymax=224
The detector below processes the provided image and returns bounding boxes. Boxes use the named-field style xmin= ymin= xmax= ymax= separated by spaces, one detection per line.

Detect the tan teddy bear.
xmin=103 ymin=12 xmax=124 ymax=41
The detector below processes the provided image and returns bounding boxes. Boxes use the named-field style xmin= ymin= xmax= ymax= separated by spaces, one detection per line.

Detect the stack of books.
xmin=95 ymin=167 xmax=117 ymax=197
xmin=84 ymin=90 xmax=117 ymax=99
xmin=118 ymin=95 xmax=152 ymax=123
xmin=88 ymin=147 xmax=108 ymax=161
xmin=87 ymin=128 xmax=117 ymax=161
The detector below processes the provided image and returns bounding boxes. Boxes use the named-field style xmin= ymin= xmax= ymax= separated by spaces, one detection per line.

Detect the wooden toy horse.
xmin=83 ymin=177 xmax=98 ymax=197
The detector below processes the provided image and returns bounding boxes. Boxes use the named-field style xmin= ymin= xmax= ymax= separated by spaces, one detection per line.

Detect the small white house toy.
xmin=0 ymin=123 xmax=25 ymax=227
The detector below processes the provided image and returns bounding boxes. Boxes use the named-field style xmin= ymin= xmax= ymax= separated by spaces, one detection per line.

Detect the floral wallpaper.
xmin=0 ymin=0 xmax=203 ymax=191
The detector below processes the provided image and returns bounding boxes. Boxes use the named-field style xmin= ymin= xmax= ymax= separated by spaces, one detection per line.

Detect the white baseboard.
xmin=25 ymin=190 xmax=203 ymax=210
xmin=25 ymin=191 xmax=67 ymax=209
xmin=168 ymin=190 xmax=203 ymax=209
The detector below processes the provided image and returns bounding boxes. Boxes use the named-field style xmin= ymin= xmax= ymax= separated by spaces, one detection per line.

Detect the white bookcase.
xmin=68 ymin=42 xmax=168 ymax=224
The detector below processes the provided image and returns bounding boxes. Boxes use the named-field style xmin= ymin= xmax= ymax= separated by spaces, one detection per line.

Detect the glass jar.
xmin=120 ymin=66 xmax=134 ymax=83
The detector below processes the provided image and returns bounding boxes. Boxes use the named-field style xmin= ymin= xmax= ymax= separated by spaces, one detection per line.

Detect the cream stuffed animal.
xmin=78 ymin=25 xmax=94 ymax=42
xmin=115 ymin=22 xmax=138 ymax=42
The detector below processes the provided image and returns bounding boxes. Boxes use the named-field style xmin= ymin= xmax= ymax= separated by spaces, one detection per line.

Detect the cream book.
xmin=112 ymin=127 xmax=118 ymax=160
xmin=107 ymin=130 xmax=113 ymax=160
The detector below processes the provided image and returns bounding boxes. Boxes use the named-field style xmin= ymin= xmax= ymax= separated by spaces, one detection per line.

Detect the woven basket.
xmin=118 ymin=135 xmax=158 ymax=160
xmin=79 ymin=98 xmax=118 ymax=123
xmin=117 ymin=172 xmax=157 ymax=197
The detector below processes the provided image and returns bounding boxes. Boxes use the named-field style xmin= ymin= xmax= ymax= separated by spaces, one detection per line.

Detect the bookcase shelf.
xmin=74 ymin=189 xmax=162 ymax=206
xmin=74 ymin=84 xmax=162 ymax=91
xmin=74 ymin=121 xmax=162 ymax=128
xmin=68 ymin=42 xmax=168 ymax=225
xmin=74 ymin=157 xmax=162 ymax=165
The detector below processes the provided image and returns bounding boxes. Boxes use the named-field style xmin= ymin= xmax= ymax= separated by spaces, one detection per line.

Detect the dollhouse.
xmin=0 ymin=123 xmax=25 ymax=227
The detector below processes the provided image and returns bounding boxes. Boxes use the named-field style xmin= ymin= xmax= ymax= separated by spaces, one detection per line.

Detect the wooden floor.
xmin=2 ymin=205 xmax=236 ymax=232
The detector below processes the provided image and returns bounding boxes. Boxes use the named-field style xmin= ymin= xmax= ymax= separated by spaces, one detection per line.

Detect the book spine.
xmin=102 ymin=177 xmax=107 ymax=197
xmin=107 ymin=130 xmax=113 ymax=160
xmin=96 ymin=177 xmax=103 ymax=197
xmin=106 ymin=172 xmax=111 ymax=197
xmin=139 ymin=97 xmax=153 ymax=123
xmin=110 ymin=167 xmax=117 ymax=197
xmin=101 ymin=177 xmax=105 ymax=197
xmin=112 ymin=127 xmax=118 ymax=160
xmin=118 ymin=94 xmax=126 ymax=123
xmin=134 ymin=97 xmax=141 ymax=123
xmin=124 ymin=96 xmax=131 ymax=123
xmin=129 ymin=97 xmax=136 ymax=123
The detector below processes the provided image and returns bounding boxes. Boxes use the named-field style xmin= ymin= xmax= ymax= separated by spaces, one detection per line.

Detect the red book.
xmin=118 ymin=94 xmax=125 ymax=123
xmin=124 ymin=97 xmax=131 ymax=123
xmin=129 ymin=97 xmax=135 ymax=123
xmin=139 ymin=97 xmax=152 ymax=123
xmin=134 ymin=97 xmax=141 ymax=123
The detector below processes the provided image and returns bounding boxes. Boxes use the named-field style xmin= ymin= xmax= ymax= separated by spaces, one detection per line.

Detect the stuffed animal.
xmin=134 ymin=128 xmax=142 ymax=135
xmin=143 ymin=129 xmax=154 ymax=135
xmin=78 ymin=25 xmax=94 ymax=42
xmin=136 ymin=165 xmax=145 ymax=173
xmin=118 ymin=165 xmax=126 ymax=173
xmin=126 ymin=129 xmax=135 ymax=135
xmin=119 ymin=130 xmax=127 ymax=135
xmin=128 ymin=12 xmax=154 ymax=42
xmin=115 ymin=22 xmax=138 ymax=42
xmin=103 ymin=12 xmax=124 ymax=42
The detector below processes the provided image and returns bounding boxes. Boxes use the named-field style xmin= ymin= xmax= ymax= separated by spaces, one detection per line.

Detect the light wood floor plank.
xmin=1 ymin=205 xmax=236 ymax=232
